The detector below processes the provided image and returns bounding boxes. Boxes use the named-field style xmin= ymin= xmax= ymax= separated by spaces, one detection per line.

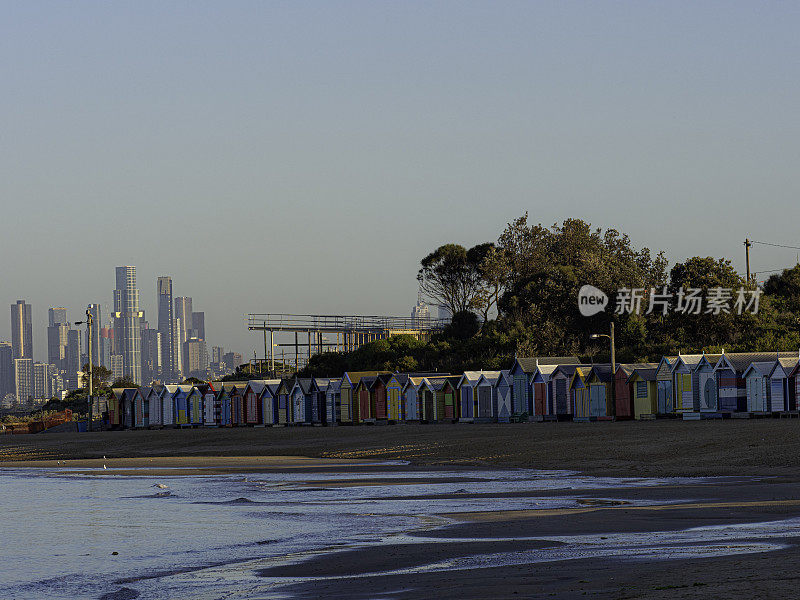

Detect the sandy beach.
xmin=5 ymin=422 xmax=800 ymax=598
xmin=3 ymin=419 xmax=800 ymax=477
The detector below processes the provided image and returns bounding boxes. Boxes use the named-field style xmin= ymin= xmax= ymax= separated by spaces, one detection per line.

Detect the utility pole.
xmin=76 ymin=309 xmax=93 ymax=431
xmin=745 ymin=239 xmax=752 ymax=284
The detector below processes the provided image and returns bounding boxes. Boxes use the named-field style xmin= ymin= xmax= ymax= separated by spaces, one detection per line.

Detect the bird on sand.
xmin=152 ymin=483 xmax=169 ymax=489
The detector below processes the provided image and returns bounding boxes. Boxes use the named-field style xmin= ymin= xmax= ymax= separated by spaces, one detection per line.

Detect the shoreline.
xmin=4 ymin=420 xmax=800 ymax=478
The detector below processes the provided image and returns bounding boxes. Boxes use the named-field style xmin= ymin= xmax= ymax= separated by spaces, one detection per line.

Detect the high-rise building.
xmin=156 ymin=277 xmax=176 ymax=381
xmin=33 ymin=362 xmax=59 ymax=400
xmin=223 ymin=352 xmax=243 ymax=372
xmin=47 ymin=307 xmax=70 ymax=370
xmin=141 ymin=327 xmax=162 ymax=385
xmin=0 ymin=342 xmax=13 ymax=399
xmin=184 ymin=337 xmax=208 ymax=377
xmin=11 ymin=300 xmax=33 ymax=360
xmin=174 ymin=297 xmax=192 ymax=344
xmin=212 ymin=346 xmax=223 ymax=364
xmin=64 ymin=329 xmax=81 ymax=390
xmin=110 ymin=354 xmax=124 ymax=382
xmin=14 ymin=358 xmax=33 ymax=405
xmin=86 ymin=304 xmax=102 ymax=368
xmin=48 ymin=307 xmax=68 ymax=327
xmin=191 ymin=311 xmax=205 ymax=341
xmin=100 ymin=326 xmax=113 ymax=367
xmin=113 ymin=266 xmax=143 ymax=384
xmin=174 ymin=317 xmax=184 ymax=377
xmin=411 ymin=299 xmax=431 ymax=327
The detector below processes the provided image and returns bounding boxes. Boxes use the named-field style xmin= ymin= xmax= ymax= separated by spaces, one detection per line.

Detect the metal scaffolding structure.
xmin=247 ymin=313 xmax=448 ymax=373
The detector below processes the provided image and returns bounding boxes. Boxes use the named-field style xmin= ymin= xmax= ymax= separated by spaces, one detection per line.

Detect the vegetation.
xmin=301 ymin=214 xmax=800 ymax=377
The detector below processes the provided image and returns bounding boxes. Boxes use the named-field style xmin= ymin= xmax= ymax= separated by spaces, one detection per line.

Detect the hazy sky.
xmin=3 ymin=1 xmax=800 ymax=360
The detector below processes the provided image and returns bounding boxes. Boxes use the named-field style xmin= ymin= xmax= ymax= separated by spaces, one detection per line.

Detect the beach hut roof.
xmin=552 ymin=364 xmax=592 ymax=378
xmin=325 ymin=378 xmax=342 ymax=393
xmin=587 ymin=364 xmax=615 ymax=382
xmin=615 ymin=363 xmax=657 ymax=377
xmin=475 ymin=371 xmax=502 ymax=385
xmin=494 ymin=370 xmax=512 ymax=387
xmin=627 ymin=367 xmax=658 ymax=383
xmin=715 ymin=351 xmax=798 ymax=373
xmin=743 ymin=361 xmax=775 ymax=378
xmin=514 ymin=356 xmax=582 ymax=373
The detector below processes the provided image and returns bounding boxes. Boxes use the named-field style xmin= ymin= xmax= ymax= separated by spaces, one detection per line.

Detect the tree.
xmin=110 ymin=376 xmax=136 ymax=388
xmin=468 ymin=244 xmax=510 ymax=322
xmin=418 ymin=244 xmax=484 ymax=317
xmin=81 ymin=364 xmax=112 ymax=390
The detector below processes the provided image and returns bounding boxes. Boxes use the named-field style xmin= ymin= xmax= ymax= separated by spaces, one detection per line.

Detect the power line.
xmin=750 ymin=240 xmax=800 ymax=250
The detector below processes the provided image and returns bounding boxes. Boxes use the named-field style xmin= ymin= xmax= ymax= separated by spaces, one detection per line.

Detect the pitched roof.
xmin=616 ymin=363 xmax=658 ymax=377
xmin=515 ymin=356 xmax=582 ymax=373
xmin=628 ymin=367 xmax=658 ymax=382
xmin=552 ymin=364 xmax=592 ymax=378
xmin=716 ymin=351 xmax=799 ymax=373
xmin=744 ymin=361 xmax=775 ymax=377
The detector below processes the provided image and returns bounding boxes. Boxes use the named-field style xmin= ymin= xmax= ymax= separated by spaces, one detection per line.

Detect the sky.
xmin=2 ymin=1 xmax=800 ymax=360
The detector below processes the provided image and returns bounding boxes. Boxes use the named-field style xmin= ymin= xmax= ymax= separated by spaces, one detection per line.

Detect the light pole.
xmin=75 ymin=309 xmax=93 ymax=432
xmin=590 ymin=321 xmax=616 ymax=418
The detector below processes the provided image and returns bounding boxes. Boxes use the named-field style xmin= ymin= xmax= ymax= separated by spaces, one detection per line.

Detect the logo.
xmin=578 ymin=285 xmax=609 ymax=317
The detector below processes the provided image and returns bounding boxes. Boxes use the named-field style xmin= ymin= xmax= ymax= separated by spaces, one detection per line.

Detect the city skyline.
xmin=3 ymin=2 xmax=800 ymax=358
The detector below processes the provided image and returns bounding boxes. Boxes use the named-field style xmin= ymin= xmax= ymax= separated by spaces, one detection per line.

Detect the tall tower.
xmin=157 ymin=276 xmax=175 ymax=381
xmin=86 ymin=304 xmax=102 ymax=368
xmin=175 ymin=297 xmax=193 ymax=341
xmin=113 ymin=266 xmax=143 ymax=384
xmin=47 ymin=307 xmax=69 ymax=370
xmin=11 ymin=300 xmax=33 ymax=360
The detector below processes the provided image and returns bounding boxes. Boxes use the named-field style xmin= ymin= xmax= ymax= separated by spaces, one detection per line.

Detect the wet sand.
xmin=2 ymin=419 xmax=800 ymax=477
xmin=268 ymin=476 xmax=800 ymax=600
xmin=6 ymin=422 xmax=800 ymax=598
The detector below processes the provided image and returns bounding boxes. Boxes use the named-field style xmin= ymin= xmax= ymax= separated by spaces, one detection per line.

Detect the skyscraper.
xmin=191 ymin=311 xmax=205 ymax=341
xmin=140 ymin=326 xmax=162 ymax=385
xmin=64 ymin=329 xmax=81 ymax=390
xmin=175 ymin=297 xmax=192 ymax=341
xmin=14 ymin=358 xmax=33 ymax=405
xmin=11 ymin=300 xmax=33 ymax=360
xmin=157 ymin=276 xmax=175 ymax=381
xmin=47 ymin=307 xmax=69 ymax=370
xmin=87 ymin=304 xmax=102 ymax=368
xmin=0 ymin=342 xmax=13 ymax=399
xmin=48 ymin=307 xmax=67 ymax=327
xmin=113 ymin=266 xmax=143 ymax=384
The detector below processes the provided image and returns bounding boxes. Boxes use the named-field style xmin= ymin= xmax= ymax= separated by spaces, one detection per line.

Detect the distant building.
xmin=47 ymin=307 xmax=69 ymax=370
xmin=100 ymin=326 xmax=113 ymax=367
xmin=438 ymin=305 xmax=453 ymax=322
xmin=33 ymin=362 xmax=60 ymax=400
xmin=113 ymin=266 xmax=143 ymax=384
xmin=64 ymin=329 xmax=81 ymax=390
xmin=191 ymin=311 xmax=205 ymax=341
xmin=86 ymin=304 xmax=102 ymax=367
xmin=0 ymin=342 xmax=13 ymax=398
xmin=223 ymin=351 xmax=243 ymax=372
xmin=157 ymin=276 xmax=176 ymax=382
xmin=184 ymin=337 xmax=208 ymax=378
xmin=175 ymin=297 xmax=192 ymax=342
xmin=110 ymin=355 xmax=124 ymax=382
xmin=11 ymin=300 xmax=33 ymax=360
xmin=141 ymin=327 xmax=162 ymax=384
xmin=411 ymin=299 xmax=431 ymax=327
xmin=13 ymin=358 xmax=33 ymax=405
xmin=212 ymin=346 xmax=223 ymax=364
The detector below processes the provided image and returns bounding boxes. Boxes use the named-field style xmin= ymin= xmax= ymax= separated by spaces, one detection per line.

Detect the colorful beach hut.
xmin=585 ymin=365 xmax=614 ymax=419
xmin=475 ymin=372 xmax=501 ymax=422
xmin=628 ymin=367 xmax=658 ymax=419
xmin=494 ymin=370 xmax=513 ymax=423
xmin=570 ymin=367 xmax=592 ymax=421
xmin=403 ymin=377 xmax=425 ymax=421
xmin=744 ymin=362 xmax=773 ymax=413
xmin=770 ymin=357 xmax=798 ymax=412
xmin=655 ymin=356 xmax=677 ymax=414
xmin=386 ymin=374 xmax=408 ymax=422
xmin=456 ymin=372 xmax=482 ymax=422
xmin=324 ymin=378 xmax=341 ymax=425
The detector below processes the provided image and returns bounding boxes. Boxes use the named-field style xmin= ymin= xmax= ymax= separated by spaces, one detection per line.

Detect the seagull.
xmin=152 ymin=483 xmax=169 ymax=489
xmin=103 ymin=464 xmax=107 ymax=470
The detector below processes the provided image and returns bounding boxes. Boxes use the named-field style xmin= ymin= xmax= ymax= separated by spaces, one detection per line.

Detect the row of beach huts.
xmin=104 ymin=350 xmax=800 ymax=429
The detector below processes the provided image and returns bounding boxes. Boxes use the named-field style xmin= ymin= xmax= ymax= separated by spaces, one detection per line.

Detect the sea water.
xmin=0 ymin=466 xmax=787 ymax=600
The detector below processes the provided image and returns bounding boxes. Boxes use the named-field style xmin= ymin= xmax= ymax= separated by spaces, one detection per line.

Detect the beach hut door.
xmin=703 ymin=379 xmax=717 ymax=412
